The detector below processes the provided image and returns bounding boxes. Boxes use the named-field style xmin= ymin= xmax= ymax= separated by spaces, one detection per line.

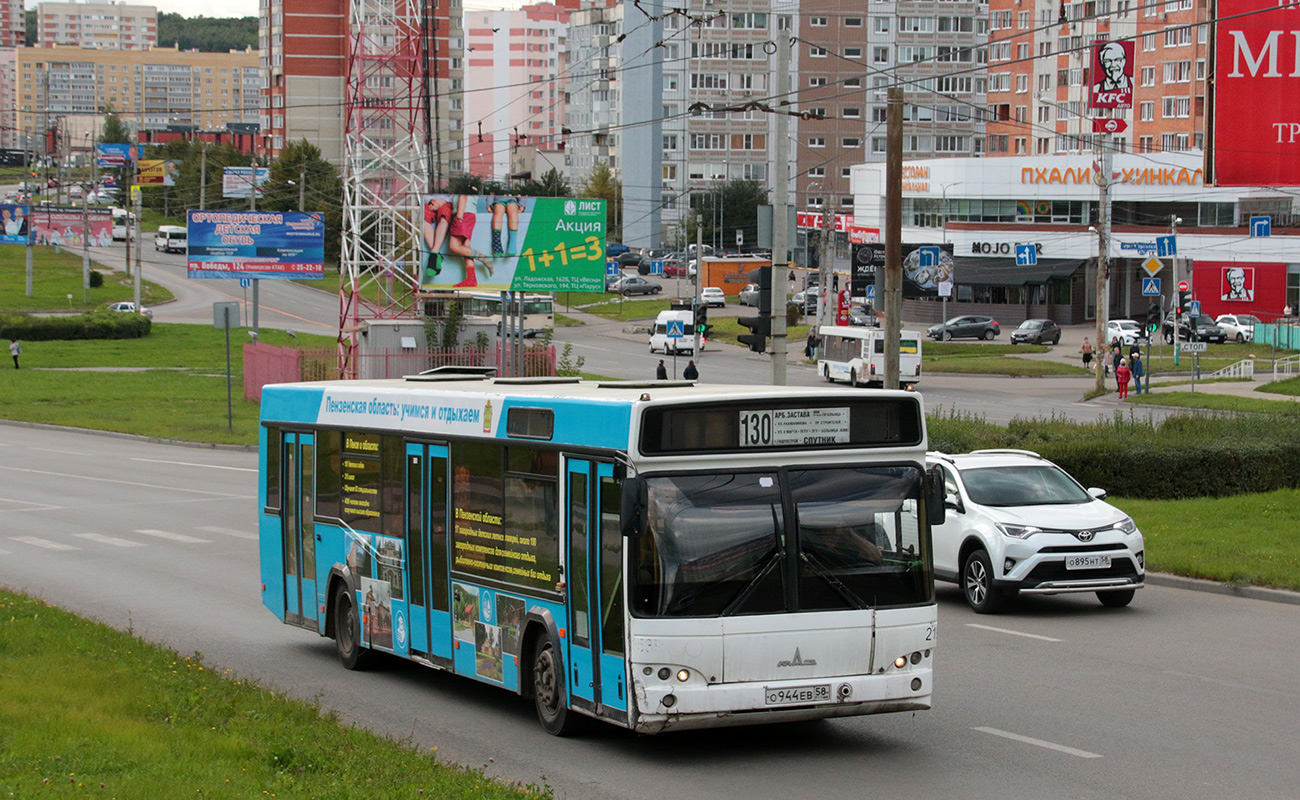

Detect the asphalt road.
xmin=3 ymin=424 xmax=1299 ymax=800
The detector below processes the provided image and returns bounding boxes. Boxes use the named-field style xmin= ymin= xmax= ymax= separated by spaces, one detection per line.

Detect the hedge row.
xmin=0 ymin=310 xmax=151 ymax=341
xmin=927 ymin=408 xmax=1300 ymax=499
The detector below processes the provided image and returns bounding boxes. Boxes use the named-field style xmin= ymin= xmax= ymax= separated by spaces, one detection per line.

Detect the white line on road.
xmin=31 ymin=448 xmax=92 ymax=456
xmin=974 ymin=727 xmax=1103 ymax=759
xmin=130 ymin=458 xmax=257 ymax=473
xmin=11 ymin=536 xmax=81 ymax=551
xmin=196 ymin=525 xmax=258 ymax=540
xmin=1164 ymin=670 xmax=1300 ymax=700
xmin=966 ymin=623 xmax=1062 ymax=642
xmin=75 ymin=533 xmax=145 ymax=548
xmin=0 ymin=465 xmax=243 ymax=497
xmin=133 ymin=529 xmax=210 ymax=544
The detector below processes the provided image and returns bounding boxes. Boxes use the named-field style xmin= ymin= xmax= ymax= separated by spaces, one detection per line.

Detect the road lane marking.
xmin=966 ymin=623 xmax=1062 ymax=642
xmin=0 ymin=465 xmax=243 ymax=497
xmin=130 ymin=458 xmax=257 ymax=473
xmin=133 ymin=529 xmax=210 ymax=544
xmin=974 ymin=727 xmax=1102 ymax=758
xmin=11 ymin=536 xmax=81 ymax=551
xmin=197 ymin=525 xmax=258 ymax=540
xmin=31 ymin=448 xmax=92 ymax=456
xmin=75 ymin=533 xmax=145 ymax=548
xmin=1164 ymin=670 xmax=1300 ymax=700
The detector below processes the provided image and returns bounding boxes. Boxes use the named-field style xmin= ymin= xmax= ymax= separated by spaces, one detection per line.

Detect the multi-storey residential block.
xmin=14 ymin=45 xmax=259 ymax=158
xmin=36 ymin=1 xmax=157 ymax=50
xmin=983 ymin=0 xmax=1206 ymax=157
xmin=463 ymin=2 xmax=569 ymax=182
xmin=1 ymin=0 xmax=23 ymax=48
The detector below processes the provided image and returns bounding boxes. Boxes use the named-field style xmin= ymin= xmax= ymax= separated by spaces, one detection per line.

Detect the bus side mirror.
xmin=620 ymin=477 xmax=647 ymax=537
xmin=925 ymin=466 xmax=946 ymax=526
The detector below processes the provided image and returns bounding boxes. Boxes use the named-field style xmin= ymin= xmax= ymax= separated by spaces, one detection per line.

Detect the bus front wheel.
xmin=532 ymin=638 xmax=580 ymax=736
xmin=333 ymin=584 xmax=373 ymax=671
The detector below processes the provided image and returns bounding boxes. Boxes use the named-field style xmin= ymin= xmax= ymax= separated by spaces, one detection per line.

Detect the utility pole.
xmin=818 ymin=192 xmax=832 ymax=335
xmin=1170 ymin=214 xmax=1181 ymax=367
xmin=250 ymin=158 xmax=260 ymax=337
xmin=1092 ymin=130 xmax=1112 ymax=393
xmin=769 ymin=36 xmax=790 ymax=385
xmin=692 ymin=213 xmax=702 ymax=355
xmin=198 ymin=145 xmax=206 ymax=210
xmin=883 ymin=87 xmax=903 ymax=388
xmin=298 ymin=165 xmax=306 ymax=212
xmin=81 ymin=184 xmax=90 ymax=303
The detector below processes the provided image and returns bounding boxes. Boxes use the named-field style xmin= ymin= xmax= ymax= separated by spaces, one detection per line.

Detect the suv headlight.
xmin=1113 ymin=517 xmax=1139 ymax=535
xmin=996 ymin=522 xmax=1040 ymax=538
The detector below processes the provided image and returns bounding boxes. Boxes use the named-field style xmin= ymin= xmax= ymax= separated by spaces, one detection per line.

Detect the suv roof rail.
xmin=925 ymin=450 xmax=955 ymax=464
xmin=968 ymin=448 xmax=1045 ymax=459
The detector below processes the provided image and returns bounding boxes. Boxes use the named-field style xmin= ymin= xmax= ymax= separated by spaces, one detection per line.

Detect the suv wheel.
xmin=983 ymin=329 xmax=996 ymax=340
xmin=1098 ymin=589 xmax=1135 ymax=608
xmin=962 ymin=549 xmax=1007 ymax=614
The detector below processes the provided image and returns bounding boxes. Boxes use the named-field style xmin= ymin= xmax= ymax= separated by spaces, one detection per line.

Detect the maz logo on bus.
xmin=777 ymin=648 xmax=818 ymax=668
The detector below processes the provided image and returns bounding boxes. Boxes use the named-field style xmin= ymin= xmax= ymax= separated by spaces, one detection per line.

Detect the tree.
xmin=99 ymin=113 xmax=132 ymax=145
xmin=445 ymin=174 xmax=508 ymax=195
xmin=689 ymin=178 xmax=769 ymax=251
xmin=263 ymin=139 xmax=345 ymax=263
xmin=576 ymin=161 xmax=621 ymax=241
xmin=156 ymin=13 xmax=257 ymax=52
xmin=515 ymin=168 xmax=570 ymax=198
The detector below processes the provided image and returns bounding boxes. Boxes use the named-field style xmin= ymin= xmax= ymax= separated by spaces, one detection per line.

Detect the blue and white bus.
xmin=259 ymin=373 xmax=945 ymax=734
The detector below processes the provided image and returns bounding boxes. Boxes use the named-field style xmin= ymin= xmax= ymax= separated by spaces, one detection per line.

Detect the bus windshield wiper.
xmin=799 ymin=551 xmax=867 ymax=610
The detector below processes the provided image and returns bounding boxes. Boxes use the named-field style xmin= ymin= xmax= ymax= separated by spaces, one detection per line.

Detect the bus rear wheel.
xmin=333 ymin=584 xmax=373 ymax=670
xmin=532 ymin=638 xmax=580 ymax=736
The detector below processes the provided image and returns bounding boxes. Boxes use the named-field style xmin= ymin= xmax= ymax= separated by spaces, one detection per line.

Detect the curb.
xmin=0 ymin=418 xmax=257 ymax=452
xmin=1145 ymin=572 xmax=1300 ymax=606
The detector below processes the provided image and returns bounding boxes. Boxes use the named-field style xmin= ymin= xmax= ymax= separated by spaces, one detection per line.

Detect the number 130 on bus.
xmin=259 ymin=375 xmax=945 ymax=734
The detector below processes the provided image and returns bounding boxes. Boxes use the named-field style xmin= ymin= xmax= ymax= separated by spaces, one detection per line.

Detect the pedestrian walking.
xmin=656 ymin=359 xmax=667 ymax=380
xmin=805 ymin=329 xmax=819 ymax=360
xmin=1130 ymin=352 xmax=1145 ymax=394
xmin=1116 ymin=357 xmax=1132 ymax=399
xmin=1080 ymin=337 xmax=1093 ymax=370
xmin=1111 ymin=345 xmax=1123 ymax=386
xmin=683 ymin=360 xmax=699 ymax=381
xmin=8 ymin=339 xmax=19 ymax=369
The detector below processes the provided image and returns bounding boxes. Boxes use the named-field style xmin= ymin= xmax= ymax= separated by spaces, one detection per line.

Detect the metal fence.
xmin=244 ymin=343 xmax=556 ymax=401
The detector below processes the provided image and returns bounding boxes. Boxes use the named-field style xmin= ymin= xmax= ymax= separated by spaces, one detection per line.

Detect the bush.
xmin=0 ymin=310 xmax=151 ymax=341
xmin=89 ymin=270 xmax=104 ymax=288
xmin=926 ymin=407 xmax=1300 ymax=500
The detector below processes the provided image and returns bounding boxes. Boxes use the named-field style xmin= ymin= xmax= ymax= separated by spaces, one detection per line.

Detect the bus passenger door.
xmin=566 ymin=459 xmax=627 ymax=717
xmin=406 ymin=443 xmax=453 ymax=664
xmin=281 ymin=432 xmax=318 ymax=630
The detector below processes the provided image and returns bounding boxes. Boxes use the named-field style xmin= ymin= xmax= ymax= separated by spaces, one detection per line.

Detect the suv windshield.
xmin=632 ymin=466 xmax=931 ymax=617
xmin=960 ymin=465 xmax=1091 ymax=506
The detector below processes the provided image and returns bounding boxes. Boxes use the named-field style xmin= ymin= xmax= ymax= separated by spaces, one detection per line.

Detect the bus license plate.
xmin=765 ymin=685 xmax=831 ymax=706
xmin=1065 ymin=554 xmax=1111 ymax=570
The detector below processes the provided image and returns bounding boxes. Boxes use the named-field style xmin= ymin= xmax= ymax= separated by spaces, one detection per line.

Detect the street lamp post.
xmin=940 ymin=181 xmax=963 ymax=324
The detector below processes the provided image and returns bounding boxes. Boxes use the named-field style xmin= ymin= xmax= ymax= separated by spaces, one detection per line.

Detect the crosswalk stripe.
xmin=133 ymin=529 xmax=210 ymax=544
xmin=196 ymin=525 xmax=258 ymax=540
xmin=11 ymin=536 xmax=81 ymax=551
xmin=75 ymin=533 xmax=145 ymax=548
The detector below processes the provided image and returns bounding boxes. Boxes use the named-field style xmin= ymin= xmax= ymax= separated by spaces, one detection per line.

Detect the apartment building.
xmin=36 ymin=1 xmax=157 ymax=50
xmin=983 ymin=0 xmax=1206 ymax=157
xmin=463 ymin=2 xmax=569 ymax=182
xmin=13 ymin=45 xmax=259 ymax=157
xmin=1 ymin=0 xmax=23 ymax=48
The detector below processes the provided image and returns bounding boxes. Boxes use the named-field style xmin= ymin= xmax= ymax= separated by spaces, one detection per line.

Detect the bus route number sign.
xmin=739 ymin=408 xmax=851 ymax=447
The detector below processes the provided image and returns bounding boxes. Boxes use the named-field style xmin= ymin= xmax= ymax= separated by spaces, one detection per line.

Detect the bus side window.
xmin=600 ymin=477 xmax=624 ymax=657
xmin=265 ymin=427 xmax=281 ymax=512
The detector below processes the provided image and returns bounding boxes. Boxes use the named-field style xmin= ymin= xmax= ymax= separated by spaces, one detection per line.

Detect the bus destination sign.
xmin=739 ymin=408 xmax=851 ymax=448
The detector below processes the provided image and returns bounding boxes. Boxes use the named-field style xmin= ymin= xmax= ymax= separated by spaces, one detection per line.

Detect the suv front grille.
xmin=1025 ymin=561 xmax=1139 ymax=583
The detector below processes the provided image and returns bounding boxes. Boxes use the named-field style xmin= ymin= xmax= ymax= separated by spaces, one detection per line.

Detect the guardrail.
xmin=1211 ymin=359 xmax=1255 ymax=380
xmin=1275 ymin=354 xmax=1300 ymax=383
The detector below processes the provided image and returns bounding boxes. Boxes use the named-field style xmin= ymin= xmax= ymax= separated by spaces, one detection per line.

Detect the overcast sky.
xmin=26 ymin=0 xmax=523 ymax=16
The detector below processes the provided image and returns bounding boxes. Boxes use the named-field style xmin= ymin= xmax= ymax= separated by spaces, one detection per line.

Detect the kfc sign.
xmin=1089 ymin=40 xmax=1134 ymax=110
xmin=1213 ymin=0 xmax=1300 ymax=186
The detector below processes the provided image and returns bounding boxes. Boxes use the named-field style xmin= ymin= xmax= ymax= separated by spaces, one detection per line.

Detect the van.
xmin=154 ymin=225 xmax=187 ymax=253
xmin=648 ymin=309 xmax=697 ymax=355
xmin=111 ymin=208 xmax=135 ymax=241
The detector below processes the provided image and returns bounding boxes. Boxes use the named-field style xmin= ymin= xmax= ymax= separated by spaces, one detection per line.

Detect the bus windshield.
xmin=632 ymin=465 xmax=930 ymax=617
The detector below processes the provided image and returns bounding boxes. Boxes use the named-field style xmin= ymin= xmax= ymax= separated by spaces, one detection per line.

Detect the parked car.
xmin=106 ymin=301 xmax=153 ymax=319
xmin=847 ymin=304 xmax=878 ymax=327
xmin=927 ymin=315 xmax=1000 ymax=341
xmin=700 ymin=287 xmax=726 ymax=308
xmin=1161 ymin=311 xmax=1227 ymax=344
xmin=1008 ymin=318 xmax=1061 ymax=345
xmin=154 ymin=225 xmax=187 ymax=253
xmin=617 ymin=251 xmax=644 ymax=268
xmin=738 ymin=283 xmax=761 ymax=307
xmin=927 ymin=449 xmax=1145 ymax=613
xmin=1103 ymin=319 xmax=1146 ymax=347
xmin=662 ymin=259 xmax=690 ymax=278
xmin=788 ymin=290 xmax=817 ymax=315
xmin=614 ymin=275 xmax=662 ymax=296
xmin=605 ymin=271 xmax=627 ymax=292
xmin=1215 ymin=313 xmax=1260 ymax=343
xmin=605 ymin=242 xmax=630 ymax=258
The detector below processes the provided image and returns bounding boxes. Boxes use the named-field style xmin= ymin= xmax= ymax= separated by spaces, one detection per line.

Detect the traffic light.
xmin=1176 ymin=289 xmax=1191 ymax=316
xmin=737 ymin=314 xmax=771 ymax=353
xmin=746 ymin=265 xmax=773 ymax=316
xmin=1146 ymin=303 xmax=1162 ymax=332
xmin=694 ymin=304 xmax=708 ymax=331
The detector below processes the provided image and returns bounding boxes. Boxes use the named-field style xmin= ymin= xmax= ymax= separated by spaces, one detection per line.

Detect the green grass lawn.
xmin=0 ymin=590 xmax=548 ymax=799
xmin=1 ymin=248 xmax=173 ymax=312
xmin=1113 ymin=488 xmax=1300 ymax=591
xmin=926 ymin=354 xmax=1092 ymax=377
xmin=1125 ymin=391 xmax=1299 ymax=413
xmin=1257 ymin=375 xmax=1300 ymax=397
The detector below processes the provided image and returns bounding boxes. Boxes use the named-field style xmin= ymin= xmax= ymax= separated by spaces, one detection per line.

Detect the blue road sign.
xmin=666 ymin=319 xmax=685 ymax=338
xmin=1156 ymin=235 xmax=1177 ymax=257
xmin=917 ymin=246 xmax=940 ymax=268
xmin=651 ymin=260 xmax=664 ymax=275
xmin=865 ymin=285 xmax=876 ymax=301
xmin=1015 ymin=243 xmax=1038 ymax=266
xmin=1141 ymin=277 xmax=1161 ymax=296
xmin=1188 ymin=300 xmax=1201 ymax=318
xmin=606 ymin=261 xmax=618 ymax=275
xmin=239 ymin=277 xmax=251 ymax=288
xmin=1250 ymin=216 xmax=1272 ymax=238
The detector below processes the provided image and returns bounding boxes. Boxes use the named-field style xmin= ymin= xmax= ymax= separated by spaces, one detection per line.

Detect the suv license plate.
xmin=1065 ymin=554 xmax=1112 ymax=570
xmin=765 ymin=685 xmax=831 ymax=706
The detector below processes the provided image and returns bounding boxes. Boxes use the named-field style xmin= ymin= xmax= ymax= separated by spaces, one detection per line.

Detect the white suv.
xmin=926 ymin=450 xmax=1145 ymax=613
